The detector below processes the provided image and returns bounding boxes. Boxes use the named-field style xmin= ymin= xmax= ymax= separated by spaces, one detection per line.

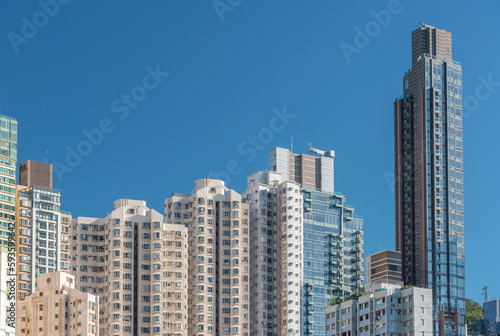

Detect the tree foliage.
xmin=466 ymin=298 xmax=483 ymax=335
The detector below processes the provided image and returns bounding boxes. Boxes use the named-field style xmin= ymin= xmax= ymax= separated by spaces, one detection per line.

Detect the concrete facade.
xmin=165 ymin=179 xmax=250 ymax=336
xmin=326 ymin=284 xmax=433 ymax=336
xmin=16 ymin=271 xmax=98 ymax=336
xmin=71 ymin=199 xmax=188 ymax=336
xmin=16 ymin=183 xmax=71 ymax=299
xmin=244 ymin=171 xmax=303 ymax=336
xmin=19 ymin=160 xmax=52 ymax=189
xmin=270 ymin=147 xmax=335 ymax=193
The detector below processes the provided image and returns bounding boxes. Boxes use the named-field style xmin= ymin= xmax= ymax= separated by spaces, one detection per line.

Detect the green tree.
xmin=466 ymin=298 xmax=483 ymax=335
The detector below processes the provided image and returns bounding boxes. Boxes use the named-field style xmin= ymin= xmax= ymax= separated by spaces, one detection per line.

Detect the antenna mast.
xmin=483 ymin=286 xmax=488 ymax=302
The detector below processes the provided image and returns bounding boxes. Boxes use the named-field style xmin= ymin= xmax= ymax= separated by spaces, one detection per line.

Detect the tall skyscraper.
xmin=15 ymin=160 xmax=72 ymax=299
xmin=0 ymin=115 xmax=17 ymax=336
xmin=244 ymin=147 xmax=364 ymax=336
xmin=394 ymin=24 xmax=465 ymax=336
xmin=71 ymin=199 xmax=188 ymax=336
xmin=165 ymin=179 xmax=250 ymax=336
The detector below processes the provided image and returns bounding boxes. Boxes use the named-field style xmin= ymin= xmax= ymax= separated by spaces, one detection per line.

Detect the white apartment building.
xmin=243 ymin=171 xmax=303 ymax=336
xmin=16 ymin=271 xmax=98 ymax=336
xmin=16 ymin=184 xmax=71 ymax=298
xmin=325 ymin=284 xmax=433 ymax=336
xmin=71 ymin=199 xmax=188 ymax=336
xmin=165 ymin=179 xmax=250 ymax=336
xmin=244 ymin=147 xmax=365 ymax=336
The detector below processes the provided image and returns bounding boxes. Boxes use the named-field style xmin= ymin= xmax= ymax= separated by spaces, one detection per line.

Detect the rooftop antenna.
xmin=419 ymin=21 xmax=425 ymax=27
xmin=307 ymin=142 xmax=335 ymax=158
xmin=483 ymin=286 xmax=488 ymax=302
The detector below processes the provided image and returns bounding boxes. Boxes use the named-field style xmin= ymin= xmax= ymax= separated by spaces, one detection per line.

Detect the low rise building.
xmin=16 ymin=271 xmax=98 ymax=336
xmin=325 ymin=283 xmax=432 ymax=336
xmin=473 ymin=298 xmax=500 ymax=336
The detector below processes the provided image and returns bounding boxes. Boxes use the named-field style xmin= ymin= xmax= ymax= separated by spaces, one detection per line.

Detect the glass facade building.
xmin=302 ymin=187 xmax=364 ymax=336
xmin=0 ymin=115 xmax=17 ymax=248
xmin=0 ymin=115 xmax=17 ymax=336
xmin=246 ymin=148 xmax=365 ymax=336
xmin=394 ymin=24 xmax=465 ymax=336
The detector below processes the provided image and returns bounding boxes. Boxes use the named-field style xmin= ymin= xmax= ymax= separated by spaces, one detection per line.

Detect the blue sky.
xmin=1 ymin=0 xmax=499 ymax=304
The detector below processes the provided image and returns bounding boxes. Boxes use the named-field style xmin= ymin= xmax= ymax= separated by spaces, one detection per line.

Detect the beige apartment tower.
xmin=165 ymin=179 xmax=250 ymax=336
xmin=16 ymin=271 xmax=98 ymax=336
xmin=71 ymin=199 xmax=188 ymax=336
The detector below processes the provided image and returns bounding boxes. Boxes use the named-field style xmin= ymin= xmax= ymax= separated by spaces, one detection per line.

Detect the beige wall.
xmin=165 ymin=179 xmax=250 ymax=336
xmin=16 ymin=271 xmax=98 ymax=336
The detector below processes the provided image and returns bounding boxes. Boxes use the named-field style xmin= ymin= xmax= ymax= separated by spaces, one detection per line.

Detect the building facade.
xmin=165 ymin=179 xmax=250 ymax=336
xmin=325 ymin=284 xmax=433 ymax=336
xmin=244 ymin=147 xmax=364 ymax=336
xmin=270 ymin=146 xmax=335 ymax=192
xmin=0 ymin=115 xmax=17 ymax=336
xmin=474 ymin=299 xmax=500 ymax=336
xmin=16 ymin=271 xmax=98 ymax=336
xmin=71 ymin=199 xmax=188 ymax=336
xmin=366 ymin=250 xmax=402 ymax=287
xmin=394 ymin=24 xmax=465 ymax=336
xmin=16 ymin=161 xmax=71 ymax=299
xmin=302 ymin=186 xmax=364 ymax=335
xmin=244 ymin=171 xmax=303 ymax=336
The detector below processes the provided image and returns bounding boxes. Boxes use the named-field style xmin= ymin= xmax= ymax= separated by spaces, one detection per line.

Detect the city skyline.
xmin=2 ymin=0 xmax=499 ymax=327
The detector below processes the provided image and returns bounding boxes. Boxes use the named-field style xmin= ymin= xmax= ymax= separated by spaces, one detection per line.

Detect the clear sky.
xmin=1 ymin=0 xmax=499 ymax=304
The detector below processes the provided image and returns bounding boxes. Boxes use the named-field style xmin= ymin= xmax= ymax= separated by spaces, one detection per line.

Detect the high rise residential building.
xmin=16 ymin=271 xmax=98 ymax=336
xmin=366 ymin=250 xmax=402 ymax=287
xmin=244 ymin=147 xmax=364 ymax=336
xmin=15 ymin=160 xmax=71 ymax=299
xmin=0 ymin=115 xmax=17 ymax=336
xmin=71 ymin=199 xmax=188 ymax=336
xmin=325 ymin=283 xmax=433 ymax=336
xmin=270 ymin=146 xmax=335 ymax=192
xmin=301 ymin=186 xmax=364 ymax=335
xmin=244 ymin=171 xmax=302 ymax=336
xmin=394 ymin=24 xmax=465 ymax=336
xmin=165 ymin=179 xmax=250 ymax=336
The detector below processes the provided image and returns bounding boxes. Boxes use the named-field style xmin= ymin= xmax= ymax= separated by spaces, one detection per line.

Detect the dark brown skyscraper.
xmin=394 ymin=24 xmax=465 ymax=336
